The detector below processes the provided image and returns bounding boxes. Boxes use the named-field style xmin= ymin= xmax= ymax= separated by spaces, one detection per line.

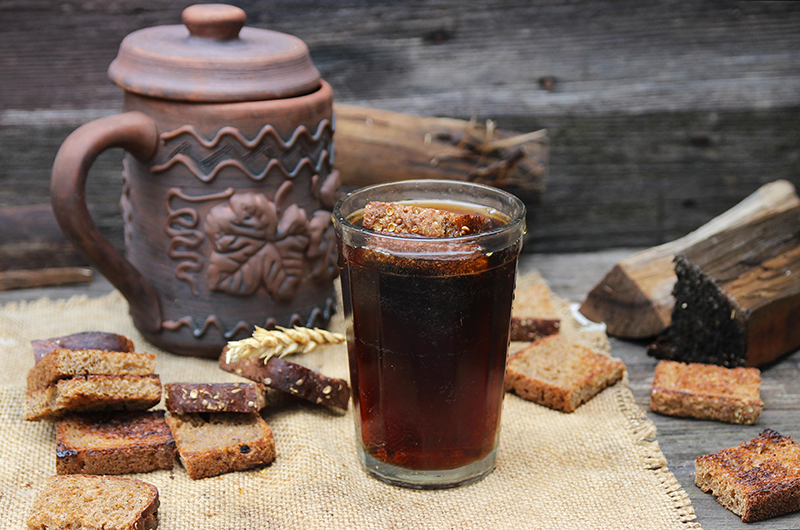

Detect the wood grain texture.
xmin=1 ymin=1 xmax=799 ymax=253
xmin=579 ymin=181 xmax=800 ymax=338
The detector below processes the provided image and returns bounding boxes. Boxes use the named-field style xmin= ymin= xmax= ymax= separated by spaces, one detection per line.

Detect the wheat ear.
xmin=225 ymin=325 xmax=345 ymax=364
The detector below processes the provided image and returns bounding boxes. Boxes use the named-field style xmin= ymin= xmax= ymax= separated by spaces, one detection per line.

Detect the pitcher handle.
xmin=50 ymin=111 xmax=161 ymax=332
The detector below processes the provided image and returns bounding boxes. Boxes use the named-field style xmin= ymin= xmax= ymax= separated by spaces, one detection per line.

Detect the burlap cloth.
xmin=0 ymin=273 xmax=699 ymax=529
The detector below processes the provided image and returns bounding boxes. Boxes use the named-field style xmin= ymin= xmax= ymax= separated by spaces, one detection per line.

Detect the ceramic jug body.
xmin=51 ymin=82 xmax=339 ymax=358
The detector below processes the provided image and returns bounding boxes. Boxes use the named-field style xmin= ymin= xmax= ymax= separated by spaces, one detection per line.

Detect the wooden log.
xmin=662 ymin=206 xmax=800 ymax=368
xmin=0 ymin=267 xmax=92 ymax=292
xmin=578 ymin=180 xmax=800 ymax=338
xmin=0 ymin=204 xmax=93 ymax=291
xmin=333 ymin=104 xmax=547 ymax=205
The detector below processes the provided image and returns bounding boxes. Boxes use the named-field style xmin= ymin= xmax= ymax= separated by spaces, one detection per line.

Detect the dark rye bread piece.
xmin=510 ymin=317 xmax=561 ymax=342
xmin=165 ymin=411 xmax=276 ymax=479
xmin=27 ymin=474 xmax=159 ymax=530
xmin=510 ymin=283 xmax=561 ymax=342
xmin=362 ymin=201 xmax=492 ymax=238
xmin=164 ymin=382 xmax=266 ymax=413
xmin=695 ymin=429 xmax=800 ymax=522
xmin=27 ymin=349 xmax=157 ymax=392
xmin=56 ymin=411 xmax=175 ymax=475
xmin=649 ymin=360 xmax=763 ymax=424
xmin=219 ymin=349 xmax=350 ymax=413
xmin=504 ymin=334 xmax=626 ymax=413
xmin=667 ymin=206 xmax=800 ymax=367
xmin=32 ymin=331 xmax=135 ymax=363
xmin=25 ymin=375 xmax=162 ymax=421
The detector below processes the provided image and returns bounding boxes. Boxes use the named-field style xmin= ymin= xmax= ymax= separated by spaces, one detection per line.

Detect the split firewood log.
xmin=333 ymin=103 xmax=547 ymax=205
xmin=578 ymin=180 xmax=800 ymax=338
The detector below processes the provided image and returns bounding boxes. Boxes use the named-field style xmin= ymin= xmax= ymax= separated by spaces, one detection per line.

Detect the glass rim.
xmin=332 ymin=179 xmax=526 ymax=242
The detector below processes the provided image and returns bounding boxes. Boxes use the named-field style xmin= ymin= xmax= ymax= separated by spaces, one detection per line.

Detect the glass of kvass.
xmin=332 ymin=180 xmax=525 ymax=489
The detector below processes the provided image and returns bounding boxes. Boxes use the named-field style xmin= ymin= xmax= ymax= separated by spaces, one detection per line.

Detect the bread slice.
xmin=504 ymin=334 xmax=626 ymax=412
xmin=32 ymin=331 xmax=135 ymax=363
xmin=510 ymin=283 xmax=561 ymax=342
xmin=362 ymin=201 xmax=492 ymax=237
xmin=649 ymin=360 xmax=763 ymax=424
xmin=56 ymin=411 xmax=175 ymax=475
xmin=219 ymin=351 xmax=350 ymax=413
xmin=165 ymin=411 xmax=276 ymax=479
xmin=695 ymin=429 xmax=800 ymax=522
xmin=24 ymin=375 xmax=162 ymax=421
xmin=27 ymin=349 xmax=157 ymax=392
xmin=27 ymin=474 xmax=159 ymax=530
xmin=165 ymin=382 xmax=266 ymax=413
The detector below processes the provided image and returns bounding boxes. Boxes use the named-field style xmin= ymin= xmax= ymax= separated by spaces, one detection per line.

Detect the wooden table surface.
xmin=2 ymin=248 xmax=799 ymax=530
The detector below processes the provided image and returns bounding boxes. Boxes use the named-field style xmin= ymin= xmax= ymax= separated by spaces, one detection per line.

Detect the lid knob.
xmin=182 ymin=4 xmax=246 ymax=40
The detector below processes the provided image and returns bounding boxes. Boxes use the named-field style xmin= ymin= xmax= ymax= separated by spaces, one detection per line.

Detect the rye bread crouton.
xmin=56 ymin=411 xmax=175 ymax=475
xmin=164 ymin=382 xmax=266 ymax=413
xmin=362 ymin=201 xmax=492 ymax=238
xmin=510 ymin=283 xmax=561 ymax=342
xmin=650 ymin=360 xmax=763 ymax=424
xmin=24 ymin=375 xmax=162 ymax=421
xmin=219 ymin=350 xmax=350 ymax=413
xmin=504 ymin=334 xmax=626 ymax=413
xmin=695 ymin=429 xmax=800 ymax=522
xmin=27 ymin=474 xmax=159 ymax=530
xmin=27 ymin=349 xmax=157 ymax=392
xmin=31 ymin=332 xmax=135 ymax=363
xmin=165 ymin=412 xmax=276 ymax=480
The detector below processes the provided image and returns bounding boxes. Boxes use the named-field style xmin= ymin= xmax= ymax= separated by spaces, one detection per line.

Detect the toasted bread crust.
xmin=219 ymin=350 xmax=350 ymax=413
xmin=509 ymin=317 xmax=561 ymax=342
xmin=25 ymin=375 xmax=162 ymax=421
xmin=362 ymin=201 xmax=492 ymax=238
xmin=649 ymin=360 xmax=763 ymax=424
xmin=164 ymin=382 xmax=266 ymax=413
xmin=27 ymin=474 xmax=159 ymax=530
xmin=56 ymin=411 xmax=175 ymax=475
xmin=504 ymin=334 xmax=626 ymax=413
xmin=165 ymin=412 xmax=276 ymax=479
xmin=31 ymin=332 xmax=135 ymax=363
xmin=27 ymin=349 xmax=157 ymax=392
xmin=695 ymin=429 xmax=800 ymax=522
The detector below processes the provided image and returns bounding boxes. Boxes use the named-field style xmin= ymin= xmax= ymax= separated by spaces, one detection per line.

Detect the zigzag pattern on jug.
xmin=159 ymin=119 xmax=333 ymax=150
xmin=152 ymin=150 xmax=331 ymax=183
xmin=160 ymin=295 xmax=337 ymax=339
xmin=162 ymin=314 xmax=252 ymax=340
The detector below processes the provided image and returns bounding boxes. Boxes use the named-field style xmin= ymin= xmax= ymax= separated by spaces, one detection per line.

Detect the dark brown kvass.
xmin=338 ymin=202 xmax=519 ymax=471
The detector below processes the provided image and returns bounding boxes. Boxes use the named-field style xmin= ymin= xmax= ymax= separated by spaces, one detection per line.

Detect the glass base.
xmin=358 ymin=447 xmax=498 ymax=490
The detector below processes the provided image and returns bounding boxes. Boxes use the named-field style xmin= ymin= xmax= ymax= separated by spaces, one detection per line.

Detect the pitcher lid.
xmin=108 ymin=4 xmax=321 ymax=102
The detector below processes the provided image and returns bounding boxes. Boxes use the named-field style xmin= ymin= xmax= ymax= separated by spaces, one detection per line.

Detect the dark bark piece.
xmin=219 ymin=349 xmax=350 ymax=413
xmin=667 ymin=206 xmax=800 ymax=367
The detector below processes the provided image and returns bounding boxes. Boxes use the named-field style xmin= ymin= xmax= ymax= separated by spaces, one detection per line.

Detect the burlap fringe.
xmin=614 ymin=385 xmax=701 ymax=528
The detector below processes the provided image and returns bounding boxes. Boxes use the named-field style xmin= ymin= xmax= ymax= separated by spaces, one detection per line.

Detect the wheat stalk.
xmin=225 ymin=325 xmax=345 ymax=364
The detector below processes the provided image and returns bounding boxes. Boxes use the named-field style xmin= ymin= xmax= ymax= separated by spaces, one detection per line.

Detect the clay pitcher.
xmin=50 ymin=4 xmax=340 ymax=358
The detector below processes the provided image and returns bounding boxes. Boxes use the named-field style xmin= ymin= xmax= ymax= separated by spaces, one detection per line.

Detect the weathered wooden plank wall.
xmin=1 ymin=0 xmax=799 ymax=252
